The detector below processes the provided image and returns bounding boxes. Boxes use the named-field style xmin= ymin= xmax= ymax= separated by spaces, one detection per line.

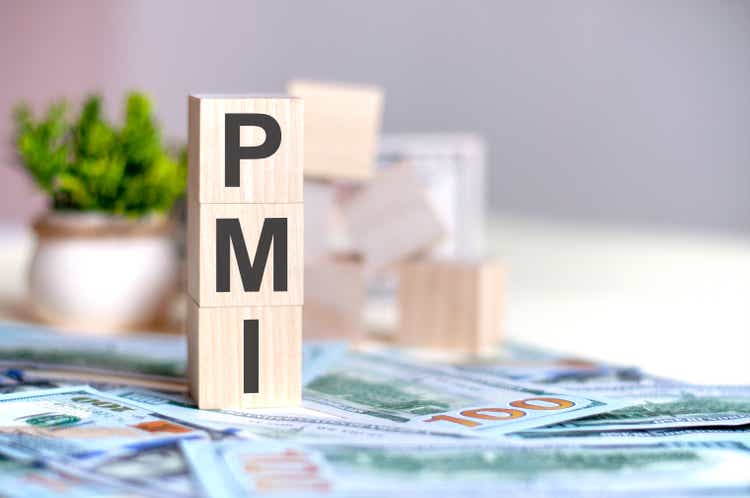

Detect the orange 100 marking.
xmin=423 ymin=397 xmax=575 ymax=428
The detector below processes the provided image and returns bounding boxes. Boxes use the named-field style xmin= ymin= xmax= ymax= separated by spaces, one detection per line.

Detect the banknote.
xmin=111 ymin=387 xmax=474 ymax=443
xmin=303 ymin=352 xmax=627 ymax=435
xmin=0 ymin=340 xmax=346 ymax=396
xmin=0 ymin=385 xmax=214 ymax=462
xmin=301 ymin=341 xmax=348 ymax=385
xmin=0 ymin=321 xmax=345 ymax=393
xmin=0 ymin=366 xmax=186 ymax=394
xmin=377 ymin=342 xmax=676 ymax=390
xmin=0 ymin=368 xmax=60 ymax=394
xmin=183 ymin=438 xmax=750 ymax=497
xmin=180 ymin=439 xmax=242 ymax=498
xmin=509 ymin=426 xmax=750 ymax=445
xmin=0 ymin=320 xmax=186 ymax=379
xmin=456 ymin=360 xmax=644 ymax=386
xmin=0 ymin=450 xmax=127 ymax=498
xmin=62 ymin=439 xmax=199 ymax=498
xmin=522 ymin=385 xmax=750 ymax=433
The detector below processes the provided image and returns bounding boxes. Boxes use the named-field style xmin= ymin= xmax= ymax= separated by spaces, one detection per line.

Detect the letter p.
xmin=225 ymin=113 xmax=282 ymax=187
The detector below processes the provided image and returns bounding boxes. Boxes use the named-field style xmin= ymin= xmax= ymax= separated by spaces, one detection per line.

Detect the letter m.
xmin=215 ymin=218 xmax=287 ymax=293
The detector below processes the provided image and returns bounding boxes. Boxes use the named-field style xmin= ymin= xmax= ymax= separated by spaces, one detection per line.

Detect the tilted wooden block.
xmin=343 ymin=163 xmax=444 ymax=275
xmin=304 ymin=180 xmax=335 ymax=262
xmin=397 ymin=260 xmax=504 ymax=355
xmin=187 ymin=299 xmax=301 ymax=408
xmin=304 ymin=254 xmax=364 ymax=341
xmin=287 ymin=80 xmax=383 ymax=181
xmin=187 ymin=201 xmax=303 ymax=307
xmin=188 ymin=95 xmax=303 ymax=204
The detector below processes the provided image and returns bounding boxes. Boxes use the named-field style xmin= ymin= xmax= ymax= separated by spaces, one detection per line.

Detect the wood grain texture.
xmin=343 ymin=163 xmax=444 ymax=275
xmin=187 ymin=298 xmax=301 ymax=409
xmin=188 ymin=95 xmax=303 ymax=204
xmin=397 ymin=259 xmax=504 ymax=355
xmin=304 ymin=254 xmax=364 ymax=341
xmin=287 ymin=81 xmax=382 ymax=181
xmin=187 ymin=201 xmax=303 ymax=307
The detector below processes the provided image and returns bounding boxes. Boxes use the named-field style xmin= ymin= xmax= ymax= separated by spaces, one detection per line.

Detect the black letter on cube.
xmin=225 ymin=113 xmax=282 ymax=187
xmin=244 ymin=319 xmax=259 ymax=393
xmin=215 ymin=218 xmax=288 ymax=293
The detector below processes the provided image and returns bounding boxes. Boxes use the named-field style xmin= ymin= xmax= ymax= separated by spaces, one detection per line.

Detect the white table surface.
xmin=488 ymin=217 xmax=750 ymax=384
xmin=2 ymin=216 xmax=748 ymax=385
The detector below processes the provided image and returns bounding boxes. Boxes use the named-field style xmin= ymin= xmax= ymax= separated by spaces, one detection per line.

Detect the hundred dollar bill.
xmin=62 ymin=439 xmax=199 ymax=498
xmin=449 ymin=352 xmax=665 ymax=387
xmin=0 ymin=366 xmax=186 ymax=394
xmin=0 ymin=385 xmax=215 ymax=461
xmin=302 ymin=341 xmax=348 ymax=385
xmin=1 ymin=440 xmax=201 ymax=498
xmin=0 ymin=320 xmax=186 ymax=379
xmin=381 ymin=342 xmax=675 ymax=389
xmin=510 ymin=426 xmax=750 ymax=445
xmin=522 ymin=385 xmax=750 ymax=433
xmin=303 ymin=352 xmax=626 ymax=435
xmin=456 ymin=360 xmax=644 ymax=386
xmin=0 ymin=449 xmax=128 ymax=498
xmin=182 ymin=438 xmax=750 ymax=497
xmin=111 ymin=387 xmax=474 ymax=443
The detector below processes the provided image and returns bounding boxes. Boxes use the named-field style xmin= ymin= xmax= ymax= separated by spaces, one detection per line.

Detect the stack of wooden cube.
xmin=186 ymin=96 xmax=304 ymax=409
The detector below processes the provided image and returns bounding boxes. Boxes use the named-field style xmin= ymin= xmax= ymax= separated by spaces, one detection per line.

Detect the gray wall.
xmin=3 ymin=0 xmax=750 ymax=231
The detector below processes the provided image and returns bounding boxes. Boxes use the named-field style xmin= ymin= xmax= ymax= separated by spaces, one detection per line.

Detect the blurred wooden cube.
xmin=287 ymin=80 xmax=383 ymax=181
xmin=343 ymin=163 xmax=444 ymax=275
xmin=304 ymin=180 xmax=335 ymax=261
xmin=304 ymin=254 xmax=364 ymax=341
xmin=397 ymin=259 xmax=504 ymax=355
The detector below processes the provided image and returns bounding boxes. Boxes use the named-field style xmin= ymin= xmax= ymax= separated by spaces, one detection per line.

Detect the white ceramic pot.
xmin=28 ymin=212 xmax=179 ymax=333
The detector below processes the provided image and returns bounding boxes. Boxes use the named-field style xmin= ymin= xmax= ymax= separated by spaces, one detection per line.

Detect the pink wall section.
xmin=0 ymin=1 xmax=129 ymax=223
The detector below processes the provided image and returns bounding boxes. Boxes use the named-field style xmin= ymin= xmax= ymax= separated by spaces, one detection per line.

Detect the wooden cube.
xmin=188 ymin=95 xmax=303 ymax=204
xmin=304 ymin=254 xmax=364 ymax=341
xmin=343 ymin=163 xmax=444 ymax=275
xmin=287 ymin=81 xmax=383 ymax=181
xmin=187 ymin=202 xmax=303 ymax=307
xmin=304 ymin=180 xmax=335 ymax=262
xmin=397 ymin=260 xmax=504 ymax=355
xmin=187 ymin=299 xmax=301 ymax=408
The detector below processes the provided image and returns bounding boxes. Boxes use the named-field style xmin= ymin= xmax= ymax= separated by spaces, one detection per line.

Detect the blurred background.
xmin=1 ymin=0 xmax=750 ymax=383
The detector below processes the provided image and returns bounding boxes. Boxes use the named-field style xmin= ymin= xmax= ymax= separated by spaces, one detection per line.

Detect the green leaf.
xmin=11 ymin=92 xmax=186 ymax=216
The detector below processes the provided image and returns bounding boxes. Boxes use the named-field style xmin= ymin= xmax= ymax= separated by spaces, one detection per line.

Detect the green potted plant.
xmin=13 ymin=92 xmax=186 ymax=332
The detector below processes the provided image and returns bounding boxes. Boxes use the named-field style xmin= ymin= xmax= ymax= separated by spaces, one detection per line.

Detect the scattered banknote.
xmin=378 ymin=341 xmax=676 ymax=390
xmin=301 ymin=341 xmax=348 ymax=385
xmin=521 ymin=385 xmax=750 ymax=434
xmin=182 ymin=438 xmax=750 ymax=497
xmin=0 ymin=385 xmax=257 ymax=497
xmin=59 ymin=439 xmax=199 ymax=498
xmin=3 ymin=319 xmax=750 ymax=497
xmin=509 ymin=426 xmax=750 ymax=445
xmin=303 ymin=351 xmax=627 ymax=435
xmin=0 ymin=449 xmax=129 ymax=498
xmin=0 ymin=385 xmax=213 ymax=461
xmin=0 ymin=321 xmax=346 ymax=395
xmin=0 ymin=320 xmax=185 ymax=380
xmin=456 ymin=360 xmax=644 ymax=386
xmin=110 ymin=387 xmax=474 ymax=444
